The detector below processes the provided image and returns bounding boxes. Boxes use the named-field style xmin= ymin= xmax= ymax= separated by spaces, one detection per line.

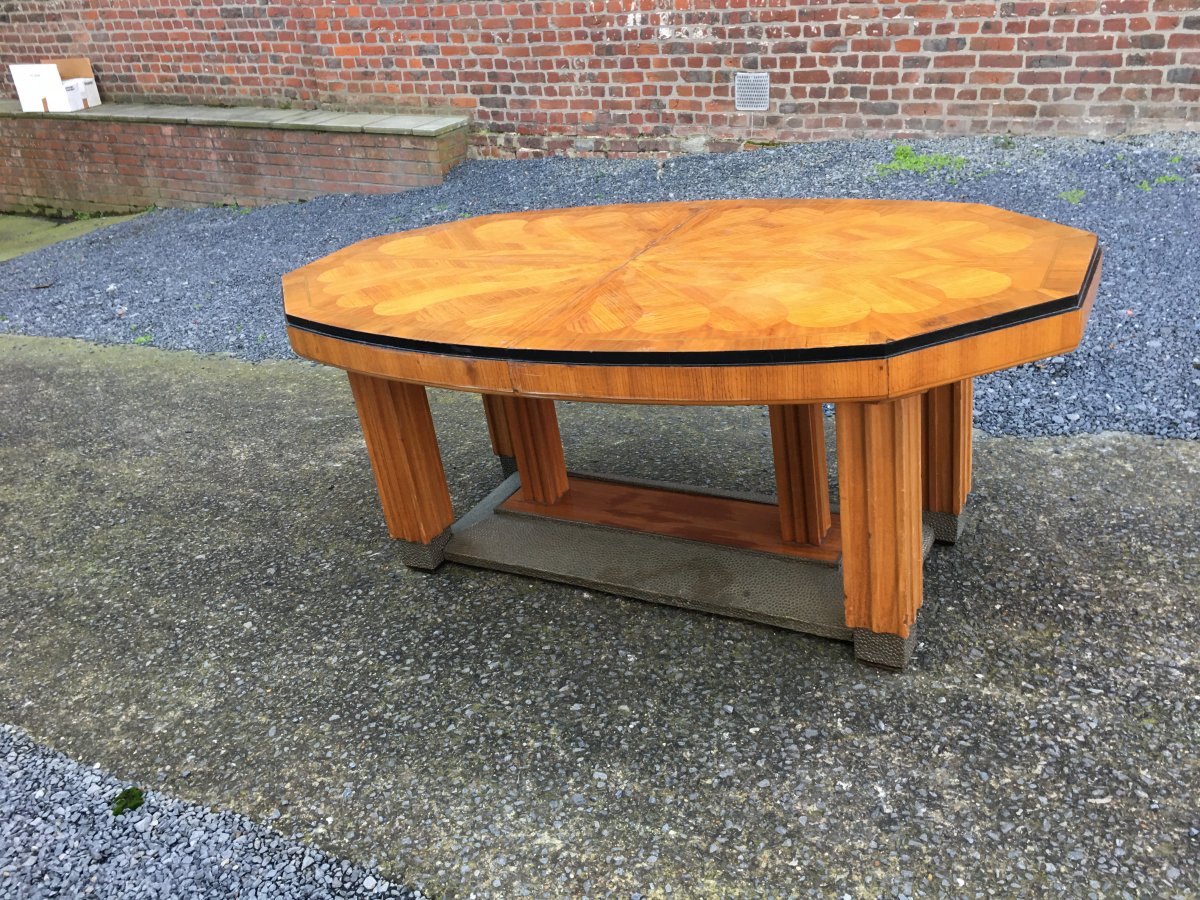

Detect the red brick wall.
xmin=3 ymin=1 xmax=1198 ymax=156
xmin=0 ymin=115 xmax=466 ymax=214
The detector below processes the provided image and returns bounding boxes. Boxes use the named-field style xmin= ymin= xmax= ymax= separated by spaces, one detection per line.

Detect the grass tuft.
xmin=875 ymin=144 xmax=968 ymax=178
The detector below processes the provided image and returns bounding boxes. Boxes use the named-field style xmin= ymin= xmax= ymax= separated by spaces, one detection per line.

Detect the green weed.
xmin=1057 ymin=189 xmax=1086 ymax=205
xmin=111 ymin=786 xmax=145 ymax=815
xmin=1168 ymin=154 xmax=1182 ymax=164
xmin=133 ymin=334 xmax=153 ymax=345
xmin=875 ymin=144 xmax=967 ymax=178
xmin=1139 ymin=173 xmax=1185 ymax=193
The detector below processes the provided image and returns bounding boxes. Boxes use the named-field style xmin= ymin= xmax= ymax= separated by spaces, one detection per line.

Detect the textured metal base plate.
xmin=444 ymin=474 xmax=936 ymax=657
xmin=448 ymin=475 xmax=851 ymax=639
xmin=399 ymin=526 xmax=452 ymax=570
xmin=853 ymin=627 xmax=917 ymax=669
xmin=925 ymin=495 xmax=972 ymax=544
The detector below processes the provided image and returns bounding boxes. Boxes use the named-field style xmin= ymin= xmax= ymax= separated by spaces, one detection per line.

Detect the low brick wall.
xmin=2 ymin=1 xmax=1199 ymax=157
xmin=0 ymin=109 xmax=469 ymax=215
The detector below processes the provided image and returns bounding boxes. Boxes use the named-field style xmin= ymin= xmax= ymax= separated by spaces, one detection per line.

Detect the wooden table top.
xmin=283 ymin=199 xmax=1099 ymax=366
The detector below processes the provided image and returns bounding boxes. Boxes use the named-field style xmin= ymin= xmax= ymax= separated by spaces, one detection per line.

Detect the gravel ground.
xmin=0 ymin=726 xmax=421 ymax=900
xmin=0 ymin=135 xmax=1197 ymax=898
xmin=0 ymin=133 xmax=1197 ymax=438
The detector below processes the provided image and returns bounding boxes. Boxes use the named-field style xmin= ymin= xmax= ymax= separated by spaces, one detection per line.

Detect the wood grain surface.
xmin=500 ymin=475 xmax=843 ymax=564
xmin=835 ymin=395 xmax=924 ymax=636
xmin=498 ymin=396 xmax=569 ymax=504
xmin=346 ymin=372 xmax=454 ymax=544
xmin=481 ymin=393 xmax=515 ymax=457
xmin=288 ymin=201 xmax=1102 ymax=642
xmin=768 ymin=403 xmax=832 ymax=545
xmin=284 ymin=199 xmax=1097 ymax=359
xmin=922 ymin=379 xmax=974 ymax=515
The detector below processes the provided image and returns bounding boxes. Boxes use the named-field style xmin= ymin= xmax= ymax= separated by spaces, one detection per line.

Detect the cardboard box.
xmin=9 ymin=58 xmax=101 ymax=113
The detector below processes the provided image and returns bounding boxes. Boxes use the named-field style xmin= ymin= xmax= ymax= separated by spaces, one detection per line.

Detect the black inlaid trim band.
xmin=286 ymin=242 xmax=1100 ymax=368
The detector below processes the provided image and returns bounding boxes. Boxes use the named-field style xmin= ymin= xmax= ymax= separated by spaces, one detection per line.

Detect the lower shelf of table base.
xmin=500 ymin=473 xmax=842 ymax=563
xmin=442 ymin=473 xmax=934 ymax=664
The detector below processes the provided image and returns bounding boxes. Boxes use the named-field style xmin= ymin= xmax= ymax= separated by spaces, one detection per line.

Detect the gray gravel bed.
xmin=1 ymin=133 xmax=1197 ymax=438
xmin=0 ymin=725 xmax=422 ymax=900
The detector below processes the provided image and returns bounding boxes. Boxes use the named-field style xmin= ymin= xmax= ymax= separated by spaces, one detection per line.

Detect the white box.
xmin=9 ymin=58 xmax=101 ymax=113
xmin=68 ymin=76 xmax=100 ymax=108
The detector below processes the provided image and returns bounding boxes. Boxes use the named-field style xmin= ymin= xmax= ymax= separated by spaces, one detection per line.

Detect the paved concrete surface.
xmin=0 ymin=335 xmax=1196 ymax=896
xmin=0 ymin=213 xmax=142 ymax=263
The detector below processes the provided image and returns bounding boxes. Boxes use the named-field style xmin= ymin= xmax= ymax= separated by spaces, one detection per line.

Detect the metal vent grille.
xmin=735 ymin=72 xmax=770 ymax=112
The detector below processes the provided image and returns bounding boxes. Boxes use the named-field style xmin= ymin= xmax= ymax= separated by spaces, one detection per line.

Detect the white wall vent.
xmin=734 ymin=72 xmax=770 ymax=112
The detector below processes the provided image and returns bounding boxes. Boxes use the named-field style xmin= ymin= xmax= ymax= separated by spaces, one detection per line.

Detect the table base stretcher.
xmin=348 ymin=373 xmax=974 ymax=670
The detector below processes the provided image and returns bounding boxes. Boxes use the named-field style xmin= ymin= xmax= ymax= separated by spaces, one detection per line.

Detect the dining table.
xmin=282 ymin=198 xmax=1101 ymax=668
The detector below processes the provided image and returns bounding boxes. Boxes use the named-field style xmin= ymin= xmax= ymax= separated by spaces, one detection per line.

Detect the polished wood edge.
xmin=287 ymin=248 xmax=1101 ymax=404
xmin=507 ymin=359 xmax=891 ymax=404
xmin=499 ymin=474 xmax=843 ymax=564
xmin=282 ymin=239 xmax=1099 ymax=367
xmin=886 ymin=249 xmax=1102 ymax=398
xmin=287 ymin=325 xmax=514 ymax=393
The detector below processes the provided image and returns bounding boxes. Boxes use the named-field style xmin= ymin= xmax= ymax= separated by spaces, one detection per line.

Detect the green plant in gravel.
xmin=1057 ymin=189 xmax=1086 ymax=205
xmin=1138 ymin=173 xmax=1185 ymax=193
xmin=111 ymin=786 xmax=145 ymax=816
xmin=1169 ymin=155 xmax=1182 ymax=164
xmin=993 ymin=135 xmax=1016 ymax=150
xmin=875 ymin=145 xmax=967 ymax=178
xmin=133 ymin=333 xmax=153 ymax=345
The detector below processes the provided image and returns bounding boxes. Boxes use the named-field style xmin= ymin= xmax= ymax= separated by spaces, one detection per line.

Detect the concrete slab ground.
xmin=0 ymin=335 xmax=1196 ymax=896
xmin=0 ymin=212 xmax=143 ymax=263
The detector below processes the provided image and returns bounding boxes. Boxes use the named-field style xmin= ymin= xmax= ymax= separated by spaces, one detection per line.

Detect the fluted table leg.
xmin=481 ymin=393 xmax=518 ymax=478
xmin=498 ymin=396 xmax=569 ymax=505
xmin=768 ymin=403 xmax=832 ymax=546
xmin=835 ymin=395 xmax=924 ymax=668
xmin=922 ymin=378 xmax=974 ymax=543
xmin=347 ymin=372 xmax=455 ymax=570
